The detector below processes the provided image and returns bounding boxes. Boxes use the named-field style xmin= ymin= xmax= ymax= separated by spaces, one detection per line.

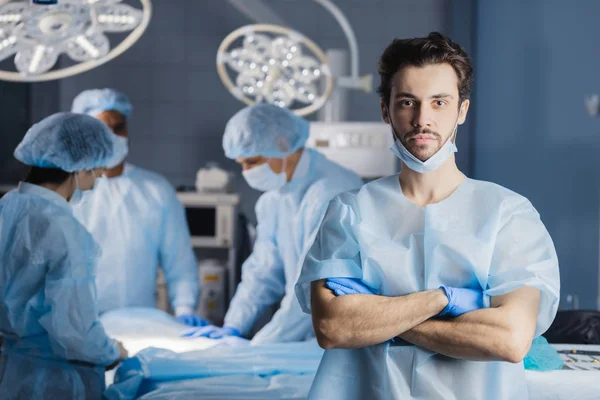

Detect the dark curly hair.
xmin=377 ymin=32 xmax=473 ymax=107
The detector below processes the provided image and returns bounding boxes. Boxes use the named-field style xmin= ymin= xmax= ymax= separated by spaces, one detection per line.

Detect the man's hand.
xmin=399 ymin=286 xmax=541 ymax=362
xmin=181 ymin=325 xmax=242 ymax=339
xmin=105 ymin=340 xmax=129 ymax=371
xmin=325 ymin=278 xmax=377 ymax=296
xmin=438 ymin=285 xmax=487 ymax=317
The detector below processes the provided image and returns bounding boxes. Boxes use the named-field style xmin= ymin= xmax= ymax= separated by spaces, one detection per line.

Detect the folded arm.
xmin=399 ymin=286 xmax=540 ymax=363
xmin=310 ymin=279 xmax=448 ymax=349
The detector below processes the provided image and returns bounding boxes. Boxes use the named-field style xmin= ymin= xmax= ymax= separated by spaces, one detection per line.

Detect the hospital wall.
xmin=31 ymin=0 xmax=449 ymax=221
xmin=0 ymin=78 xmax=29 ymax=182
xmin=473 ymin=0 xmax=600 ymax=309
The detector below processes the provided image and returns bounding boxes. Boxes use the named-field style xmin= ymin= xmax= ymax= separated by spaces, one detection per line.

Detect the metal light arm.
xmin=313 ymin=0 xmax=372 ymax=92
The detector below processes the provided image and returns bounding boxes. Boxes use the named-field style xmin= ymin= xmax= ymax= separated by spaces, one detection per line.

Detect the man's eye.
xmin=401 ymin=100 xmax=414 ymax=107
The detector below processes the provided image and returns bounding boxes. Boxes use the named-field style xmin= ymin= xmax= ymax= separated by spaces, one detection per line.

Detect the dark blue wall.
xmin=474 ymin=0 xmax=600 ymax=309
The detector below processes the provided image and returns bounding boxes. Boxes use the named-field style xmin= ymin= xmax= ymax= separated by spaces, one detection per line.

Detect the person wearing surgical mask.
xmin=0 ymin=113 xmax=129 ymax=399
xmin=295 ymin=32 xmax=560 ymax=399
xmin=182 ymin=104 xmax=363 ymax=344
xmin=70 ymin=89 xmax=206 ymax=328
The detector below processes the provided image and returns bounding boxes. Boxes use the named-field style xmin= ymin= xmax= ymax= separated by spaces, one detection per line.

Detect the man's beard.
xmin=400 ymin=127 xmax=445 ymax=161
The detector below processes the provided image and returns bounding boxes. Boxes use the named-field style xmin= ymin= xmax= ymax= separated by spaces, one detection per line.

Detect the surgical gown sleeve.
xmin=159 ymin=187 xmax=199 ymax=314
xmin=485 ymin=198 xmax=560 ymax=337
xmin=251 ymin=184 xmax=333 ymax=344
xmin=295 ymin=192 xmax=365 ymax=314
xmin=38 ymin=220 xmax=119 ymax=366
xmin=224 ymin=194 xmax=286 ymax=336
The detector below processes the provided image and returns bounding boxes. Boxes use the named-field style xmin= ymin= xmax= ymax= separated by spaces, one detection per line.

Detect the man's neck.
xmin=399 ymin=155 xmax=465 ymax=207
xmin=104 ymin=162 xmax=126 ymax=179
xmin=284 ymin=148 xmax=304 ymax=182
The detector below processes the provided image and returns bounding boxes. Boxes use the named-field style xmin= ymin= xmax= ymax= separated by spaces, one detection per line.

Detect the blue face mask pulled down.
xmin=242 ymin=162 xmax=287 ymax=192
xmin=388 ymin=110 xmax=460 ymax=174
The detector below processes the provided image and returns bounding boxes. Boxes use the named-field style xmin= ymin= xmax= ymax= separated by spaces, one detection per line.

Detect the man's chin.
xmin=408 ymin=146 xmax=437 ymax=162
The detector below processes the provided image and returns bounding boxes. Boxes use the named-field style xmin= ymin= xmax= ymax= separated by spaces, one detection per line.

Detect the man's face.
xmin=235 ymin=155 xmax=284 ymax=174
xmin=381 ymin=63 xmax=470 ymax=161
xmin=96 ymin=110 xmax=128 ymax=138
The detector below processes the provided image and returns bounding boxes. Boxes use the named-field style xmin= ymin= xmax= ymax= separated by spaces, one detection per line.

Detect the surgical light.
xmin=217 ymin=24 xmax=333 ymax=117
xmin=0 ymin=0 xmax=152 ymax=82
xmin=218 ymin=0 xmax=372 ymax=117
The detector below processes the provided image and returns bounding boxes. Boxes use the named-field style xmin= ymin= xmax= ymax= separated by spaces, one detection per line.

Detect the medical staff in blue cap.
xmin=71 ymin=89 xmax=206 ymax=327
xmin=183 ymin=104 xmax=363 ymax=344
xmin=295 ymin=32 xmax=560 ymax=399
xmin=0 ymin=113 xmax=129 ymax=399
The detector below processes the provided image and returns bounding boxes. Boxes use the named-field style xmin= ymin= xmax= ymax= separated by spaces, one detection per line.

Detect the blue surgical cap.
xmin=71 ymin=88 xmax=133 ymax=118
xmin=222 ymin=104 xmax=310 ymax=159
xmin=14 ymin=112 xmax=122 ymax=172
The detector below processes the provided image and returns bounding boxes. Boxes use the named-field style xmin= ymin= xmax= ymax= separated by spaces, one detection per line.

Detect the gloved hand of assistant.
xmin=325 ymin=277 xmax=377 ymax=296
xmin=181 ymin=325 xmax=242 ymax=339
xmin=438 ymin=285 xmax=487 ymax=318
xmin=106 ymin=340 xmax=129 ymax=371
xmin=176 ymin=313 xmax=210 ymax=327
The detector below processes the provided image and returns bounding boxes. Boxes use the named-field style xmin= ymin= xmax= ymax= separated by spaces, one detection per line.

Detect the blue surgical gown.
xmin=296 ymin=175 xmax=560 ymax=400
xmin=225 ymin=149 xmax=363 ymax=344
xmin=73 ymin=164 xmax=198 ymax=315
xmin=0 ymin=183 xmax=119 ymax=399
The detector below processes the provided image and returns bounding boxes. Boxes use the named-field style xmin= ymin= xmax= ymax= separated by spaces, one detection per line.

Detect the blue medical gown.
xmin=295 ymin=175 xmax=560 ymax=400
xmin=73 ymin=164 xmax=198 ymax=315
xmin=0 ymin=183 xmax=119 ymax=399
xmin=225 ymin=149 xmax=363 ymax=344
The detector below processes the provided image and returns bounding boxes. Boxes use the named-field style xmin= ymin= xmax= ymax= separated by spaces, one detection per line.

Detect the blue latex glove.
xmin=438 ymin=285 xmax=486 ymax=318
xmin=325 ymin=278 xmax=377 ymax=296
xmin=176 ymin=314 xmax=210 ymax=327
xmin=181 ymin=325 xmax=242 ymax=339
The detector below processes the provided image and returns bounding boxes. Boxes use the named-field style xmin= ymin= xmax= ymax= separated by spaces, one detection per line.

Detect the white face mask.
xmin=242 ymin=161 xmax=287 ymax=192
xmin=388 ymin=108 xmax=461 ymax=174
xmin=70 ymin=171 xmax=102 ymax=206
xmin=105 ymin=135 xmax=129 ymax=169
xmin=69 ymin=173 xmax=83 ymax=206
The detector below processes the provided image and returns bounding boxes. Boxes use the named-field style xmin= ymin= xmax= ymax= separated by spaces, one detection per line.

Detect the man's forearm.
xmin=399 ymin=308 xmax=531 ymax=362
xmin=312 ymin=281 xmax=448 ymax=349
xmin=399 ymin=286 xmax=540 ymax=362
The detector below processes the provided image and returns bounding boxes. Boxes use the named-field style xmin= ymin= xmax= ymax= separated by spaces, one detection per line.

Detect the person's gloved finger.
xmin=438 ymin=285 xmax=454 ymax=316
xmin=184 ymin=325 xmax=217 ymax=338
xmin=180 ymin=328 xmax=196 ymax=337
xmin=328 ymin=278 xmax=376 ymax=295
xmin=178 ymin=315 xmax=208 ymax=327
xmin=181 ymin=327 xmax=206 ymax=337
xmin=326 ymin=281 xmax=357 ymax=296
xmin=328 ymin=285 xmax=353 ymax=297
xmin=331 ymin=278 xmax=361 ymax=287
xmin=333 ymin=278 xmax=376 ymax=294
xmin=189 ymin=316 xmax=206 ymax=327
xmin=327 ymin=280 xmax=356 ymax=293
xmin=209 ymin=330 xmax=226 ymax=339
